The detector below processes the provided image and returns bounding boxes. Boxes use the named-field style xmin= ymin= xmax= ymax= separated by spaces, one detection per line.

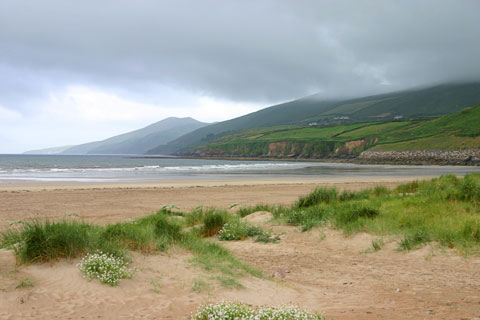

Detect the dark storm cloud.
xmin=0 ymin=0 xmax=479 ymax=111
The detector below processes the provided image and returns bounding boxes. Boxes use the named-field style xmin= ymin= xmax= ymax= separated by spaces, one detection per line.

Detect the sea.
xmin=0 ymin=154 xmax=479 ymax=183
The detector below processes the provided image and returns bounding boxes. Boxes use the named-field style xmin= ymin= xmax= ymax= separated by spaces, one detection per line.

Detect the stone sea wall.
xmin=358 ymin=149 xmax=480 ymax=166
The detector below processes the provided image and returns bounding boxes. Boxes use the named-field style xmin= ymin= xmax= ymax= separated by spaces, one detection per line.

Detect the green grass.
xmin=337 ymin=121 xmax=410 ymax=138
xmin=189 ymin=104 xmax=480 ymax=157
xmin=0 ymin=208 xmax=262 ymax=282
xmin=151 ymin=82 xmax=480 ymax=155
xmin=295 ymin=187 xmax=338 ymax=208
xmin=16 ymin=278 xmax=34 ymax=289
xmin=202 ymin=212 xmax=227 ymax=237
xmin=272 ymin=174 xmax=480 ymax=253
xmin=237 ymin=204 xmax=276 ymax=217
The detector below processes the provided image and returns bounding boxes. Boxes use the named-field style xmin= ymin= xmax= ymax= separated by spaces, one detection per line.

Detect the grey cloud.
xmin=0 ymin=0 xmax=479 ymax=111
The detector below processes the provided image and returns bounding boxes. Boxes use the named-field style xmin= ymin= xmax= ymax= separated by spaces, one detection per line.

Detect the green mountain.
xmin=147 ymin=82 xmax=480 ymax=154
xmin=184 ymin=104 xmax=480 ymax=158
xmin=61 ymin=117 xmax=208 ymax=155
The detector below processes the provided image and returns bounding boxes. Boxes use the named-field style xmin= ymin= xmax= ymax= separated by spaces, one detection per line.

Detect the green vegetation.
xmin=78 ymin=252 xmax=134 ymax=286
xmin=261 ymin=174 xmax=480 ymax=253
xmin=295 ymin=187 xmax=338 ymax=208
xmin=191 ymin=301 xmax=324 ymax=320
xmin=149 ymin=82 xmax=480 ymax=155
xmin=16 ymin=278 xmax=34 ymax=289
xmin=217 ymin=221 xmax=264 ymax=241
xmin=237 ymin=204 xmax=276 ymax=217
xmin=202 ymin=212 xmax=228 ymax=237
xmin=0 ymin=208 xmax=263 ymax=287
xmin=191 ymin=104 xmax=480 ymax=157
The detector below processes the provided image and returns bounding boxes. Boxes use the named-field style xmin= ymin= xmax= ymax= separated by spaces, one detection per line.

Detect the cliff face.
xmin=186 ymin=140 xmax=480 ymax=166
xmin=189 ymin=139 xmax=374 ymax=159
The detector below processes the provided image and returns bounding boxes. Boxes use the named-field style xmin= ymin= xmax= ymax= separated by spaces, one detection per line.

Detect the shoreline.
xmin=0 ymin=175 xmax=435 ymax=192
xmin=140 ymin=148 xmax=480 ymax=166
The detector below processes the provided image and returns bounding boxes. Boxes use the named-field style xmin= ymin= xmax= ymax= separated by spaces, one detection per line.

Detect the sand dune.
xmin=1 ymin=178 xmax=480 ymax=319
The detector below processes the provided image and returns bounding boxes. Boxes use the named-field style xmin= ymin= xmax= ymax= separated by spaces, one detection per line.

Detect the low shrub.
xmin=191 ymin=301 xmax=324 ymax=320
xmin=78 ymin=251 xmax=134 ymax=286
xmin=217 ymin=221 xmax=263 ymax=241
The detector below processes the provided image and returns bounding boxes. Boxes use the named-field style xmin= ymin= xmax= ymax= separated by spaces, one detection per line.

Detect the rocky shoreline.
xmin=358 ymin=149 xmax=480 ymax=166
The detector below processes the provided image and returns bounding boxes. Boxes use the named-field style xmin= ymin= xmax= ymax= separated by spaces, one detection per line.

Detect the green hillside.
xmin=147 ymin=82 xmax=480 ymax=154
xmin=187 ymin=105 xmax=480 ymax=158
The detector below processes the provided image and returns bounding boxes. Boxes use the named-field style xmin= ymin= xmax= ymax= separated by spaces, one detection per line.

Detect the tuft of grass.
xmin=396 ymin=180 xmax=419 ymax=194
xmin=184 ymin=206 xmax=230 ymax=228
xmin=202 ymin=213 xmax=227 ymax=237
xmin=371 ymin=239 xmax=383 ymax=251
xmin=339 ymin=189 xmax=370 ymax=201
xmin=399 ymin=230 xmax=430 ymax=251
xmin=182 ymin=231 xmax=262 ymax=278
xmin=237 ymin=204 xmax=275 ymax=217
xmin=213 ymin=275 xmax=244 ymax=289
xmin=254 ymin=231 xmax=282 ymax=243
xmin=363 ymin=238 xmax=384 ymax=253
xmin=333 ymin=201 xmax=380 ymax=232
xmin=3 ymin=220 xmax=108 ymax=263
xmin=285 ymin=205 xmax=331 ymax=232
xmin=459 ymin=174 xmax=480 ymax=204
xmin=372 ymin=185 xmax=390 ymax=197
xmin=150 ymin=279 xmax=162 ymax=293
xmin=192 ymin=278 xmax=210 ymax=292
xmin=295 ymin=187 xmax=338 ymax=208
xmin=16 ymin=278 xmax=34 ymax=289
xmin=101 ymin=222 xmax=157 ymax=253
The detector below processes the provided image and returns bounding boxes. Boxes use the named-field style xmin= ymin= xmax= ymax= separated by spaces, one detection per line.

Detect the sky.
xmin=1 ymin=0 xmax=479 ymax=153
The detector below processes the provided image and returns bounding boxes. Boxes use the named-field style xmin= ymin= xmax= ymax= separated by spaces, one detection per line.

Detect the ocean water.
xmin=0 ymin=154 xmax=479 ymax=182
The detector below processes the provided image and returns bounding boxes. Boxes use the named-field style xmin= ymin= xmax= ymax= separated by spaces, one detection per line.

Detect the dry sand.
xmin=1 ymin=177 xmax=480 ymax=319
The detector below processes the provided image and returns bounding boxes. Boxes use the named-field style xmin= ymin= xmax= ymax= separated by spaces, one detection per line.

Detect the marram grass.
xmin=270 ymin=173 xmax=480 ymax=253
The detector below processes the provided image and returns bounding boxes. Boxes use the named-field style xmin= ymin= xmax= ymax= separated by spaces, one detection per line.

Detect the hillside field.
xmin=188 ymin=105 xmax=480 ymax=158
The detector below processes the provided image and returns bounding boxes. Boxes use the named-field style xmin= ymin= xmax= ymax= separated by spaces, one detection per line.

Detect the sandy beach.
xmin=1 ymin=176 xmax=480 ymax=319
xmin=0 ymin=176 xmax=426 ymax=230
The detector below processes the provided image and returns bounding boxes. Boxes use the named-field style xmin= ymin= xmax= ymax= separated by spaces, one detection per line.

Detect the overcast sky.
xmin=1 ymin=0 xmax=479 ymax=153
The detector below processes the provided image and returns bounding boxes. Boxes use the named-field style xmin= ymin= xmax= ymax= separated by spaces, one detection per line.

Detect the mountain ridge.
xmin=147 ymin=82 xmax=480 ymax=155
xmin=25 ymin=117 xmax=208 ymax=155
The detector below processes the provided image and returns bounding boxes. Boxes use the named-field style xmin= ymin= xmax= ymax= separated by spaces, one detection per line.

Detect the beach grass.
xmin=2 ymin=173 xmax=480 ymax=281
xmin=0 ymin=206 xmax=263 ymax=282
xmin=265 ymin=173 xmax=480 ymax=253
